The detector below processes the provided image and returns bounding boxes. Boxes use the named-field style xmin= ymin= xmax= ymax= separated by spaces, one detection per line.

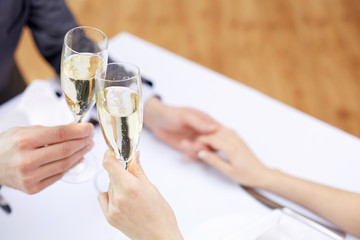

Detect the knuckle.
xmin=123 ymin=182 xmax=138 ymax=196
xmin=12 ymin=130 xmax=32 ymax=150
xmin=25 ymin=185 xmax=41 ymax=195
xmin=54 ymin=126 xmax=67 ymax=141
xmin=21 ymin=176 xmax=35 ymax=191
xmin=112 ymin=198 xmax=124 ymax=210
xmin=18 ymin=157 xmax=33 ymax=174
xmin=60 ymin=159 xmax=72 ymax=171
xmin=61 ymin=143 xmax=72 ymax=156
xmin=25 ymin=188 xmax=35 ymax=195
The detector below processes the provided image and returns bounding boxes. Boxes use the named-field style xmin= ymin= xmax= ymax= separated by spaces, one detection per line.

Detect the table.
xmin=0 ymin=32 xmax=359 ymax=240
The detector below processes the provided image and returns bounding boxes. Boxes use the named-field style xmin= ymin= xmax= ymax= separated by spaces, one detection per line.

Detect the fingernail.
xmin=197 ymin=150 xmax=207 ymax=160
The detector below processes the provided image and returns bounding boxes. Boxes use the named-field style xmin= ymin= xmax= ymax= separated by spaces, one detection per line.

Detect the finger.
xmin=26 ymin=171 xmax=65 ymax=194
xmin=102 ymin=150 xmax=129 ymax=187
xmin=179 ymin=139 xmax=209 ymax=161
xmin=198 ymin=150 xmax=232 ymax=175
xmin=128 ymin=152 xmax=151 ymax=184
xmin=199 ymin=126 xmax=248 ymax=158
xmin=25 ymin=154 xmax=86 ymax=194
xmin=29 ymin=123 xmax=94 ymax=147
xmin=197 ymin=133 xmax=227 ymax=152
xmin=34 ymin=141 xmax=94 ymax=180
xmin=183 ymin=109 xmax=218 ymax=133
xmin=31 ymin=136 xmax=94 ymax=167
xmin=98 ymin=192 xmax=110 ymax=215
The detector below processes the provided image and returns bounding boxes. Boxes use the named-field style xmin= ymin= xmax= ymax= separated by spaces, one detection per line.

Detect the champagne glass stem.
xmin=75 ymin=115 xmax=85 ymax=123
xmin=122 ymin=161 xmax=129 ymax=171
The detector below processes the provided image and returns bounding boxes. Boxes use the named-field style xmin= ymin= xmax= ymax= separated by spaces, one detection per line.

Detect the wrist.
xmin=161 ymin=231 xmax=183 ymax=240
xmin=160 ymin=232 xmax=183 ymax=240
xmin=251 ymin=167 xmax=281 ymax=189
xmin=256 ymin=168 xmax=285 ymax=190
xmin=146 ymin=225 xmax=183 ymax=240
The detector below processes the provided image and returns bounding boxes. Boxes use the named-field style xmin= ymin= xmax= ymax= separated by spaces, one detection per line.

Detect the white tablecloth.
xmin=0 ymin=32 xmax=359 ymax=240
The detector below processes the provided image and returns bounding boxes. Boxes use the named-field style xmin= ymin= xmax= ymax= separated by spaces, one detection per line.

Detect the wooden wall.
xmin=15 ymin=0 xmax=360 ymax=137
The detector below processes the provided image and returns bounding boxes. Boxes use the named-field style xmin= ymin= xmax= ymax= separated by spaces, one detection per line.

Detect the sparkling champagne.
xmin=97 ymin=86 xmax=142 ymax=162
xmin=61 ymin=54 xmax=104 ymax=122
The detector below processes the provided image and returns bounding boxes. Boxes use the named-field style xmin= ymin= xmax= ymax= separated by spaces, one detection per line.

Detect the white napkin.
xmin=17 ymin=79 xmax=74 ymax=126
xmin=0 ymin=79 xmax=74 ymax=134
xmin=0 ymin=108 xmax=29 ymax=133
xmin=257 ymin=210 xmax=305 ymax=240
xmin=187 ymin=210 xmax=305 ymax=240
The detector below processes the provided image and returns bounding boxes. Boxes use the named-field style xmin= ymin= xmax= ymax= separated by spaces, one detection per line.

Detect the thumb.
xmin=102 ymin=150 xmax=128 ymax=185
xmin=128 ymin=152 xmax=151 ymax=184
xmin=97 ymin=192 xmax=109 ymax=216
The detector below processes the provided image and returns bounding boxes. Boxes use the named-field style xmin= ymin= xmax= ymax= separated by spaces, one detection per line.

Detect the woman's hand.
xmin=197 ymin=125 xmax=271 ymax=187
xmin=98 ymin=151 xmax=183 ymax=240
xmin=198 ymin=126 xmax=360 ymax=237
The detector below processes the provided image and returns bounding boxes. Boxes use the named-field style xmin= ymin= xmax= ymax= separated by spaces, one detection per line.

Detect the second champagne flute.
xmin=95 ymin=62 xmax=143 ymax=172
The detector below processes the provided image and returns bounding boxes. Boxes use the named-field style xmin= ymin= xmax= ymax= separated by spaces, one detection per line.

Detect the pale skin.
xmin=98 ymin=151 xmax=183 ymax=240
xmin=0 ymin=123 xmax=94 ymax=194
xmin=196 ymin=125 xmax=360 ymax=237
xmin=144 ymin=97 xmax=218 ymax=160
xmin=96 ymin=97 xmax=217 ymax=239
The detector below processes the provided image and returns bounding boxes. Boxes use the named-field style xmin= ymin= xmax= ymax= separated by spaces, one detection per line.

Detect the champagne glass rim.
xmin=98 ymin=62 xmax=141 ymax=82
xmin=64 ymin=25 xmax=108 ymax=55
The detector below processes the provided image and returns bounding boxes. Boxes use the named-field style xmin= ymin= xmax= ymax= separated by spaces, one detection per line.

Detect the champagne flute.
xmin=95 ymin=62 xmax=143 ymax=192
xmin=61 ymin=26 xmax=108 ymax=183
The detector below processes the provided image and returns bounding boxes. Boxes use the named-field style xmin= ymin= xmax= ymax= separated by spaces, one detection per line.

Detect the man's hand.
xmin=144 ymin=97 xmax=218 ymax=160
xmin=0 ymin=123 xmax=94 ymax=194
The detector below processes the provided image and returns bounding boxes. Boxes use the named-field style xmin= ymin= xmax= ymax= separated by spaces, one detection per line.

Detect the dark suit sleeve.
xmin=27 ymin=0 xmax=154 ymax=88
xmin=27 ymin=0 xmax=78 ymax=75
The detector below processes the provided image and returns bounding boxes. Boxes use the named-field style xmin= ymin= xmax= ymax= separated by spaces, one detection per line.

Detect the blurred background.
xmin=15 ymin=0 xmax=360 ymax=137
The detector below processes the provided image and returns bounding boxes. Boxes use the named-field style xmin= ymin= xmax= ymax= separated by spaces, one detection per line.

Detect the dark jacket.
xmin=0 ymin=0 xmax=77 ymax=104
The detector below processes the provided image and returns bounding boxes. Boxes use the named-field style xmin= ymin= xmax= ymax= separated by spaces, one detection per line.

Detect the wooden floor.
xmin=15 ymin=0 xmax=360 ymax=137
